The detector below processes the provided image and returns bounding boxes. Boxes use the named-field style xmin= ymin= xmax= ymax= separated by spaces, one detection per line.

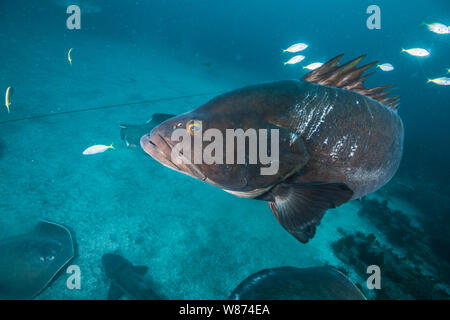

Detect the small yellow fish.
xmin=283 ymin=43 xmax=308 ymax=53
xmin=83 ymin=143 xmax=114 ymax=155
xmin=5 ymin=87 xmax=13 ymax=113
xmin=422 ymin=22 xmax=450 ymax=35
xmin=401 ymin=48 xmax=430 ymax=57
xmin=68 ymin=48 xmax=73 ymax=65
xmin=303 ymin=62 xmax=323 ymax=70
xmin=284 ymin=55 xmax=305 ymax=65
xmin=447 ymin=68 xmax=450 ymax=73
xmin=377 ymin=63 xmax=394 ymax=72
xmin=427 ymin=77 xmax=450 ymax=86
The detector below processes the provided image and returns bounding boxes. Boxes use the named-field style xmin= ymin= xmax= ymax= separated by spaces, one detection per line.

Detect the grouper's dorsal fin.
xmin=302 ymin=54 xmax=400 ymax=111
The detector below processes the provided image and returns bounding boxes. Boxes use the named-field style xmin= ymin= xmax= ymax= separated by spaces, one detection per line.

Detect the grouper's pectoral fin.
xmin=267 ymin=182 xmax=353 ymax=243
xmin=243 ymin=126 xmax=310 ymax=190
xmin=107 ymin=282 xmax=124 ymax=300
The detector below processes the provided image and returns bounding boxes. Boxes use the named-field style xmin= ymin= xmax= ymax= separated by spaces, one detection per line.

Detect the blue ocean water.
xmin=0 ymin=0 xmax=449 ymax=299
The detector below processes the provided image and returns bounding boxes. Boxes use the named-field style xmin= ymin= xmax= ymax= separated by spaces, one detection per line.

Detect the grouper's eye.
xmin=186 ymin=120 xmax=202 ymax=135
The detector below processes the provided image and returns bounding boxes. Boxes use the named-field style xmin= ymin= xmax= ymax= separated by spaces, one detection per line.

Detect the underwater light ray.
xmin=0 ymin=92 xmax=219 ymax=125
xmin=415 ymin=58 xmax=431 ymax=82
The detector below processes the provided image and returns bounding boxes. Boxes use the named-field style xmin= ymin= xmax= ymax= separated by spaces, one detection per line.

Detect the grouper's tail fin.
xmin=302 ymin=54 xmax=400 ymax=111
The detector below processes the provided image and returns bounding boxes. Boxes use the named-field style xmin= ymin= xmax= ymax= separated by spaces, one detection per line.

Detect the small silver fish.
xmin=5 ymin=87 xmax=13 ymax=113
xmin=83 ymin=144 xmax=114 ymax=155
xmin=303 ymin=62 xmax=324 ymax=70
xmin=401 ymin=48 xmax=430 ymax=57
xmin=423 ymin=22 xmax=450 ymax=35
xmin=427 ymin=77 xmax=450 ymax=86
xmin=283 ymin=43 xmax=308 ymax=53
xmin=68 ymin=48 xmax=73 ymax=65
xmin=377 ymin=63 xmax=394 ymax=72
xmin=284 ymin=55 xmax=305 ymax=65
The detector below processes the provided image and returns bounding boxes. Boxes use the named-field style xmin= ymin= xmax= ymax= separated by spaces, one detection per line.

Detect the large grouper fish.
xmin=140 ymin=54 xmax=404 ymax=243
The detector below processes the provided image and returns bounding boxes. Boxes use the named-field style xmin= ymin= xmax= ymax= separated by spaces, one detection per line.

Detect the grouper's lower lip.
xmin=140 ymin=133 xmax=179 ymax=171
xmin=140 ymin=133 xmax=207 ymax=181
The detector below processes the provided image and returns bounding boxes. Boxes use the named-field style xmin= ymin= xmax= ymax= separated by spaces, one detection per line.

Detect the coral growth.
xmin=332 ymin=230 xmax=449 ymax=299
xmin=332 ymin=195 xmax=450 ymax=299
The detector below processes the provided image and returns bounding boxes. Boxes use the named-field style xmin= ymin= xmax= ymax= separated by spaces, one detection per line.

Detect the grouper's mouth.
xmin=140 ymin=132 xmax=207 ymax=181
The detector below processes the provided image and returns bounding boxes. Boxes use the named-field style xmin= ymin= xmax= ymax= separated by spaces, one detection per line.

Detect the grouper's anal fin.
xmin=265 ymin=182 xmax=353 ymax=243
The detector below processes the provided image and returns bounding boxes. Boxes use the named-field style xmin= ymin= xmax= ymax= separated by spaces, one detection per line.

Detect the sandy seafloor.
xmin=0 ymin=28 xmax=447 ymax=299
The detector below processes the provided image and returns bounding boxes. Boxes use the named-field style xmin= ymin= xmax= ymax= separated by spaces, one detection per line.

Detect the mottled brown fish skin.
xmin=191 ymin=80 xmax=403 ymax=199
xmin=262 ymin=80 xmax=404 ymax=199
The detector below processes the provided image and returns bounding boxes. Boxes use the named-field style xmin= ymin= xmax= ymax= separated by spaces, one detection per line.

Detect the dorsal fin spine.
xmin=302 ymin=54 xmax=400 ymax=110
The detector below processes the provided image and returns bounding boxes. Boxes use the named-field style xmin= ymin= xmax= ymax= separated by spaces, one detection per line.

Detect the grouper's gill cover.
xmin=141 ymin=54 xmax=404 ymax=244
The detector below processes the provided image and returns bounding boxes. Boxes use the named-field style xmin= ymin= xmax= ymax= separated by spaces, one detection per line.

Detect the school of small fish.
xmin=282 ymin=18 xmax=448 ymax=86
xmin=2 ymin=47 xmax=117 ymax=156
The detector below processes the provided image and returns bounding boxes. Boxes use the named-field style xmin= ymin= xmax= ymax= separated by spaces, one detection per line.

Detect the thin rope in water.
xmin=0 ymin=92 xmax=218 ymax=125
xmin=416 ymin=58 xmax=430 ymax=81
